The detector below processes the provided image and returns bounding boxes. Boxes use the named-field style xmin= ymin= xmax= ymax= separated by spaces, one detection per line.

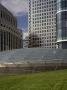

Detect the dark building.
xmin=57 ymin=0 xmax=67 ymax=49
xmin=0 ymin=4 xmax=22 ymax=51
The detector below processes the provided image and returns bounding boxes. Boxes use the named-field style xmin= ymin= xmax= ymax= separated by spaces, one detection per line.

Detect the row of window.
xmin=33 ymin=19 xmax=55 ymax=22
xmin=32 ymin=5 xmax=55 ymax=9
xmin=32 ymin=8 xmax=55 ymax=13
xmin=32 ymin=0 xmax=55 ymax=5
xmin=31 ymin=25 xmax=56 ymax=29
xmin=33 ymin=22 xmax=56 ymax=26
xmin=32 ymin=22 xmax=56 ymax=25
xmin=34 ymin=30 xmax=56 ymax=33
xmin=0 ymin=23 xmax=20 ymax=36
xmin=32 ymin=12 xmax=55 ymax=16
xmin=33 ymin=32 xmax=56 ymax=37
xmin=32 ymin=17 xmax=55 ymax=21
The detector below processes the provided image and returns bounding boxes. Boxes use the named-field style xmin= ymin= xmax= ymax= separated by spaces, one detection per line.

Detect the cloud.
xmin=1 ymin=0 xmax=28 ymax=16
xmin=21 ymin=27 xmax=28 ymax=32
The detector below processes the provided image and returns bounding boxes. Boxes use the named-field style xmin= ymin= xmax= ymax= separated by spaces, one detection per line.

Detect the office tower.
xmin=57 ymin=0 xmax=67 ymax=49
xmin=28 ymin=0 xmax=56 ymax=48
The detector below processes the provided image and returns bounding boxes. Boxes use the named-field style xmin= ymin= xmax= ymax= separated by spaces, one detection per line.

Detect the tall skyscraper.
xmin=28 ymin=0 xmax=57 ymax=48
xmin=57 ymin=0 xmax=67 ymax=49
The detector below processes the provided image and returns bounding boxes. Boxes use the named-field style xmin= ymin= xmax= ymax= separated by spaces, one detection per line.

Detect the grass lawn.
xmin=0 ymin=69 xmax=67 ymax=90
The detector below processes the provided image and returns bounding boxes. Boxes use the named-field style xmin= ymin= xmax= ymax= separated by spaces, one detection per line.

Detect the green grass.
xmin=0 ymin=69 xmax=67 ymax=90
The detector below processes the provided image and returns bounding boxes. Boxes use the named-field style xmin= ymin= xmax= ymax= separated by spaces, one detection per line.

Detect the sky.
xmin=1 ymin=0 xmax=28 ymax=32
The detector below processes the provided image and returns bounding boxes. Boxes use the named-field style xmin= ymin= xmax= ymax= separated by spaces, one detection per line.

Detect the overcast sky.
xmin=1 ymin=0 xmax=28 ymax=32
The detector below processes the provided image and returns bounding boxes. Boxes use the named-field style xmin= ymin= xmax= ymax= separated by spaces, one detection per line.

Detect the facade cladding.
xmin=57 ymin=0 xmax=67 ymax=49
xmin=28 ymin=0 xmax=57 ymax=48
xmin=0 ymin=4 xmax=22 ymax=51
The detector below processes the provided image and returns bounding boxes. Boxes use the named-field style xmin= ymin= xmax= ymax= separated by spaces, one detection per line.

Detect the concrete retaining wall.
xmin=0 ymin=63 xmax=67 ymax=74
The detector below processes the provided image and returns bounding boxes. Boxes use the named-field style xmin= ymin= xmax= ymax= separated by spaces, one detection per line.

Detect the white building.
xmin=28 ymin=0 xmax=57 ymax=48
xmin=23 ymin=32 xmax=29 ymax=48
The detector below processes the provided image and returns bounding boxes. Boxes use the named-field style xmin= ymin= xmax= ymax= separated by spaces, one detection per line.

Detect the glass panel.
xmin=57 ymin=11 xmax=67 ymax=41
xmin=57 ymin=0 xmax=67 ymax=11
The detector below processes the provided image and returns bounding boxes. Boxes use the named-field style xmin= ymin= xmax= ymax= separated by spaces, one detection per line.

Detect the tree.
xmin=28 ymin=33 xmax=42 ymax=48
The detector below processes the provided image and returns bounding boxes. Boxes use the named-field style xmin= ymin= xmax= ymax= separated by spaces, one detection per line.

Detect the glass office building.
xmin=57 ymin=0 xmax=67 ymax=48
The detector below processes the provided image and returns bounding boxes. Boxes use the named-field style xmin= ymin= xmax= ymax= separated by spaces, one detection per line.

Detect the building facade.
xmin=56 ymin=0 xmax=67 ymax=49
xmin=28 ymin=0 xmax=57 ymax=48
xmin=23 ymin=32 xmax=29 ymax=48
xmin=0 ymin=4 xmax=22 ymax=51
xmin=23 ymin=38 xmax=29 ymax=48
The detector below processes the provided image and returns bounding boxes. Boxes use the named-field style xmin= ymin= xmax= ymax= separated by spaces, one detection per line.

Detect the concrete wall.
xmin=0 ymin=63 xmax=67 ymax=74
